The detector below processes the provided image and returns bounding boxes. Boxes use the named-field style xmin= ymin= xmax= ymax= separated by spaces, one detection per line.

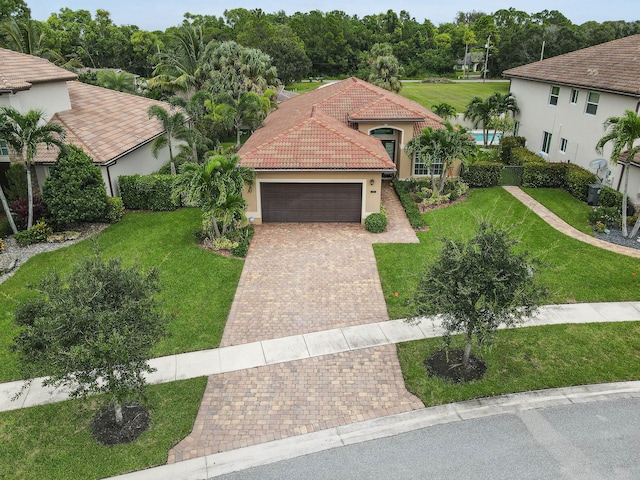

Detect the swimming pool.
xmin=471 ymin=131 xmax=502 ymax=144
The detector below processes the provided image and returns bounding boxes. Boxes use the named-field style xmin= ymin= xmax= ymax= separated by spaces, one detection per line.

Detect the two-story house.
xmin=0 ymin=48 xmax=176 ymax=197
xmin=503 ymin=34 xmax=640 ymax=207
xmin=239 ymin=77 xmax=444 ymax=224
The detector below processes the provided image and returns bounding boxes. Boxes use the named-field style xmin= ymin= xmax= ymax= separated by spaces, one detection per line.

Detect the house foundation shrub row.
xmin=392 ymin=181 xmax=426 ymax=229
xmin=118 ymin=175 xmax=179 ymax=211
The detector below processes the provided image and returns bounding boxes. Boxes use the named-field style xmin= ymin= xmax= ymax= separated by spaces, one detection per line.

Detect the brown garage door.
xmin=261 ymin=183 xmax=362 ymax=222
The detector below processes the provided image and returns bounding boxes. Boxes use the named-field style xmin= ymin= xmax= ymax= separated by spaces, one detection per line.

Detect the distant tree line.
xmin=1 ymin=1 xmax=639 ymax=83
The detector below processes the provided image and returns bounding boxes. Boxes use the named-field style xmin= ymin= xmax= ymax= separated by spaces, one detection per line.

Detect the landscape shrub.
xmin=461 ymin=162 xmax=502 ymax=187
xmin=118 ymin=175 xmax=179 ymax=211
xmin=598 ymin=186 xmax=624 ymax=211
xmin=105 ymin=197 xmax=125 ymax=223
xmin=230 ymin=242 xmax=249 ymax=257
xmin=4 ymin=163 xmax=27 ymax=202
xmin=209 ymin=237 xmax=238 ymax=251
xmin=0 ymin=237 xmax=5 ymax=252
xmin=522 ymin=163 xmax=567 ymax=188
xmin=587 ymin=207 xmax=619 ymax=228
xmin=14 ymin=220 xmax=52 ymax=246
xmin=511 ymin=147 xmax=542 ymax=166
xmin=565 ymin=164 xmax=597 ymax=202
xmin=500 ymin=136 xmax=526 ymax=165
xmin=393 ymin=181 xmax=426 ymax=229
xmin=41 ymin=145 xmax=109 ymax=229
xmin=442 ymin=178 xmax=469 ymax=200
xmin=0 ymin=218 xmax=12 ymax=237
xmin=365 ymin=212 xmax=387 ymax=233
xmin=9 ymin=196 xmax=46 ymax=230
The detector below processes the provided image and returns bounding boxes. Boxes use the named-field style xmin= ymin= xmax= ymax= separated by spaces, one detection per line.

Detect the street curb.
xmin=107 ymin=380 xmax=640 ymax=479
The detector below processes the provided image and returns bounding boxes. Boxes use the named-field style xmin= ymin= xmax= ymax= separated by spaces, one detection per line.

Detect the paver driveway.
xmin=169 ymin=183 xmax=422 ymax=462
xmin=221 ymin=183 xmax=419 ymax=346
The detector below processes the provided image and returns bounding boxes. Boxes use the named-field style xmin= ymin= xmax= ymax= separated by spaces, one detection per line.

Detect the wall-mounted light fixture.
xmin=369 ymin=179 xmax=375 ymax=186
xmin=249 ymin=217 xmax=255 ymax=223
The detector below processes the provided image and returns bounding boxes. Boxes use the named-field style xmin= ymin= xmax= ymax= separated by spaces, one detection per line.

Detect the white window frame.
xmin=413 ymin=153 xmax=443 ymax=176
xmin=586 ymin=92 xmax=600 ymax=115
xmin=570 ymin=89 xmax=579 ymax=104
xmin=559 ymin=138 xmax=568 ymax=153
xmin=514 ymin=121 xmax=520 ymax=136
xmin=549 ymin=85 xmax=560 ymax=106
xmin=542 ymin=131 xmax=552 ymax=154
xmin=0 ymin=140 xmax=9 ymax=157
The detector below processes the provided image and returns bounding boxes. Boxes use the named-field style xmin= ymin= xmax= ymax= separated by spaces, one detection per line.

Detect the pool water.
xmin=471 ymin=131 xmax=502 ymax=144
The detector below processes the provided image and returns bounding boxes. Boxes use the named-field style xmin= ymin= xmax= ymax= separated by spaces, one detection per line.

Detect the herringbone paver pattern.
xmin=168 ymin=345 xmax=422 ymax=462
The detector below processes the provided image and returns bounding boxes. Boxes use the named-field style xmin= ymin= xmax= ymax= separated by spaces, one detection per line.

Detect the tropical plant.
xmin=0 ymin=107 xmax=65 ymax=229
xmin=173 ymin=154 xmax=255 ymax=239
xmin=431 ymin=102 xmax=457 ymax=121
xmin=411 ymin=221 xmax=547 ymax=370
xmin=596 ymin=109 xmax=640 ymax=238
xmin=367 ymin=43 xmax=402 ymax=93
xmin=96 ymin=69 xmax=137 ymax=93
xmin=212 ymin=91 xmax=266 ymax=146
xmin=148 ymin=104 xmax=190 ymax=169
xmin=464 ymin=92 xmax=519 ymax=146
xmin=404 ymin=122 xmax=477 ymax=194
xmin=12 ymin=252 xmax=170 ymax=428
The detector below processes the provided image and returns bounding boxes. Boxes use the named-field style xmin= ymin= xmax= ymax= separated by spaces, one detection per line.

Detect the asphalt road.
xmin=215 ymin=398 xmax=640 ymax=480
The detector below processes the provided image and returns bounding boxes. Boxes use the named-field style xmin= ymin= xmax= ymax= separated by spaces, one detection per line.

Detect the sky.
xmin=26 ymin=0 xmax=638 ymax=31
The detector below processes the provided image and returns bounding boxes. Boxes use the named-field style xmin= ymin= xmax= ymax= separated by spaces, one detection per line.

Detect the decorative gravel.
xmin=594 ymin=227 xmax=640 ymax=250
xmin=0 ymin=223 xmax=110 ymax=285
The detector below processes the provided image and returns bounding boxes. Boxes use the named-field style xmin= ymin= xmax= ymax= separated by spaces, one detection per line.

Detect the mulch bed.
xmin=424 ymin=349 xmax=487 ymax=383
xmin=92 ymin=403 xmax=150 ymax=446
xmin=417 ymin=194 xmax=468 ymax=214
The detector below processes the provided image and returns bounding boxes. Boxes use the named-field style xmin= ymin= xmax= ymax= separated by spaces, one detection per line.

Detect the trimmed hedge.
xmin=461 ymin=162 xmax=502 ymax=188
xmin=365 ymin=212 xmax=387 ymax=233
xmin=511 ymin=147 xmax=542 ymax=166
xmin=522 ymin=163 xmax=568 ymax=188
xmin=118 ymin=175 xmax=179 ymax=211
xmin=500 ymin=136 xmax=526 ymax=165
xmin=565 ymin=164 xmax=597 ymax=202
xmin=393 ymin=181 xmax=426 ymax=229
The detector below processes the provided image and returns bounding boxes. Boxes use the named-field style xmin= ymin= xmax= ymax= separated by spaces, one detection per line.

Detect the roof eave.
xmin=503 ymin=74 xmax=640 ymax=98
xmin=348 ymin=116 xmax=426 ymax=122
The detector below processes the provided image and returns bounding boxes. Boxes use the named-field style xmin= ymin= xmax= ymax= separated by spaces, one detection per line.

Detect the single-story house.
xmin=0 ymin=48 xmax=176 ymax=197
xmin=239 ymin=77 xmax=443 ymax=224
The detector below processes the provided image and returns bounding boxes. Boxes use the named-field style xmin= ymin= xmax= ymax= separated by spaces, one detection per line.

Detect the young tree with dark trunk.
xmin=412 ymin=221 xmax=547 ymax=371
xmin=12 ymin=252 xmax=170 ymax=428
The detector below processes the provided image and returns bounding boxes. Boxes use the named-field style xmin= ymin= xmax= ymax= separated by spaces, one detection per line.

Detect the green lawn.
xmin=285 ymin=81 xmax=326 ymax=93
xmin=0 ymin=208 xmax=244 ymax=382
xmin=523 ymin=187 xmax=594 ymax=235
xmin=399 ymin=322 xmax=640 ymax=407
xmin=0 ymin=377 xmax=207 ymax=480
xmin=375 ymin=188 xmax=640 ymax=319
xmin=399 ymin=81 xmax=510 ymax=112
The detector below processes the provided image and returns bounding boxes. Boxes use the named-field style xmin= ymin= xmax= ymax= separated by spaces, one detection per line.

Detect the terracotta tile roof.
xmin=35 ymin=81 xmax=175 ymax=164
xmin=503 ymin=34 xmax=640 ymax=96
xmin=239 ymin=77 xmax=441 ymax=170
xmin=0 ymin=48 xmax=77 ymax=91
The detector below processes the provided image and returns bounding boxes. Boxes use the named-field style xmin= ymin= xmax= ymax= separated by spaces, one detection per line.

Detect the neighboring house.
xmin=503 ymin=34 xmax=640 ymax=207
xmin=0 ymin=48 xmax=176 ymax=197
xmin=239 ymin=77 xmax=443 ymax=224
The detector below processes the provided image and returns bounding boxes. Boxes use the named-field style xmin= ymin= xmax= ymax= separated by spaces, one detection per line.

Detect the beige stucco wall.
xmin=510 ymin=78 xmax=640 ymax=204
xmin=245 ymin=171 xmax=383 ymax=224
xmin=358 ymin=121 xmax=415 ymax=179
xmin=0 ymin=83 xmax=72 ymax=122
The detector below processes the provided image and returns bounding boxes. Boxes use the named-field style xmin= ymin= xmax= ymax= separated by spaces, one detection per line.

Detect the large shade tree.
xmin=0 ymin=107 xmax=65 ymax=229
xmin=596 ymin=109 xmax=640 ymax=238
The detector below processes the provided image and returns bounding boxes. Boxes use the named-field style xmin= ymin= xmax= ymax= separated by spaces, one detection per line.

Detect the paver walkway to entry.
xmin=504 ymin=186 xmax=640 ymax=258
xmin=170 ymin=183 xmax=422 ymax=462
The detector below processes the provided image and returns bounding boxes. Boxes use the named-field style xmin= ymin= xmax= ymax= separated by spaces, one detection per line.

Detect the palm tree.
xmin=596 ymin=110 xmax=640 ymax=238
xmin=148 ymin=104 xmax=188 ymax=170
xmin=149 ymin=25 xmax=213 ymax=97
xmin=431 ymin=102 xmax=457 ymax=122
xmin=464 ymin=93 xmax=519 ymax=146
xmin=173 ymin=154 xmax=254 ymax=238
xmin=405 ymin=122 xmax=477 ymax=194
xmin=0 ymin=17 xmax=72 ymax=67
xmin=464 ymin=96 xmax=493 ymax=146
xmin=96 ymin=69 xmax=137 ymax=94
xmin=0 ymin=107 xmax=65 ymax=229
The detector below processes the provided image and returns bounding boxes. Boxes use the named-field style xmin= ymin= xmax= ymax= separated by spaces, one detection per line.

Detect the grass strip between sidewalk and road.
xmin=0 ymin=377 xmax=207 ymax=480
xmin=399 ymin=322 xmax=640 ymax=407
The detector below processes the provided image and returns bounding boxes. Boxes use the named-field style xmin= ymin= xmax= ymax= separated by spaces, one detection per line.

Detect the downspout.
xmin=105 ymin=160 xmax=117 ymax=197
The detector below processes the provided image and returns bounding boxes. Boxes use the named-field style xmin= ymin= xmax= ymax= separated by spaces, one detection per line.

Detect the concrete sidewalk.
xmin=2 ymin=301 xmax=639 ymax=413
xmin=108 ymin=380 xmax=640 ymax=479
